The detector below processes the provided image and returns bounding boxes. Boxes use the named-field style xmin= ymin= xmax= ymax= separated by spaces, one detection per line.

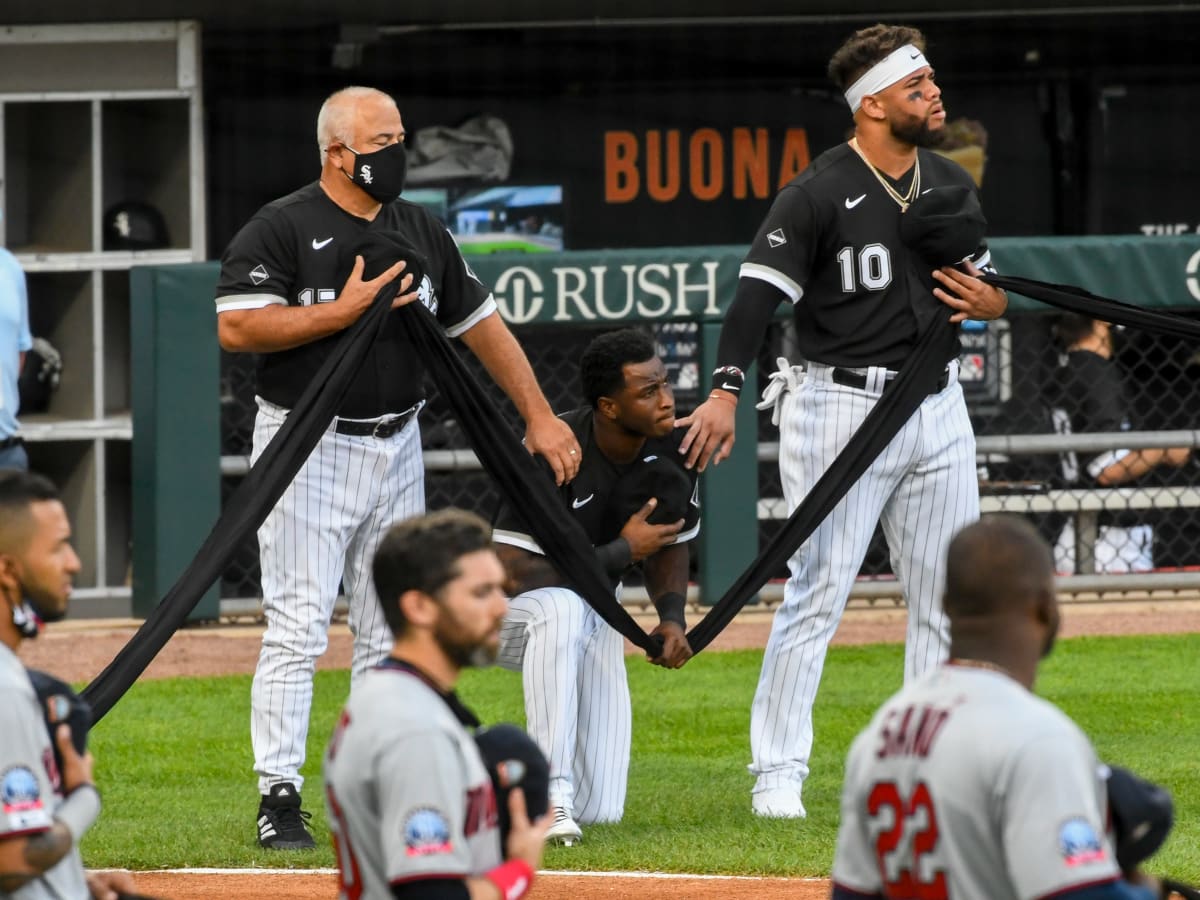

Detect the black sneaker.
xmin=257 ymin=783 xmax=315 ymax=850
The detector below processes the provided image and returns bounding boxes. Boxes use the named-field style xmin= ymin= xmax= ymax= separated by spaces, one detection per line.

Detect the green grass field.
xmin=81 ymin=634 xmax=1200 ymax=880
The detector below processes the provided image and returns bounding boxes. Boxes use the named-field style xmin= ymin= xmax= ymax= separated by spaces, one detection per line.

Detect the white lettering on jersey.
xmin=417 ymin=275 xmax=438 ymax=314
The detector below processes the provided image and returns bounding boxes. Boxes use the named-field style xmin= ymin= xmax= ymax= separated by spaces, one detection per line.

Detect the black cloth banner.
xmin=685 ymin=272 xmax=1200 ymax=652
xmin=83 ymin=266 xmax=400 ymax=721
xmin=394 ymin=306 xmax=658 ymax=654
xmin=685 ymin=320 xmax=950 ymax=652
xmin=980 ymin=274 xmax=1200 ymax=340
xmin=83 ymin=232 xmax=656 ymax=723
xmin=83 ymin=258 xmax=1200 ymax=723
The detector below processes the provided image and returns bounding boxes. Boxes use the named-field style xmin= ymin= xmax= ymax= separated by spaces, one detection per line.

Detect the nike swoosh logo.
xmin=845 ymin=194 xmax=867 ymax=209
xmin=910 ymin=51 xmax=921 ymax=59
xmin=571 ymin=494 xmax=594 ymax=509
xmin=312 ymin=237 xmax=333 ymax=250
xmin=720 ymin=382 xmax=740 ymax=390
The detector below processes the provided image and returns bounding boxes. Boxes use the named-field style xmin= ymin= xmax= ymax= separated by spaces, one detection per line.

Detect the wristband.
xmin=55 ymin=784 xmax=101 ymax=843
xmin=653 ymin=591 xmax=687 ymax=629
xmin=711 ymin=365 xmax=745 ymax=395
xmin=595 ymin=538 xmax=632 ymax=580
xmin=485 ymin=859 xmax=535 ymax=900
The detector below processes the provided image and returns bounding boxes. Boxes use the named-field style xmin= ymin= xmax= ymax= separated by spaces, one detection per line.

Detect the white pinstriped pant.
xmin=498 ymin=586 xmax=631 ymax=824
xmin=750 ymin=372 xmax=979 ymax=794
xmin=250 ymin=397 xmax=425 ymax=794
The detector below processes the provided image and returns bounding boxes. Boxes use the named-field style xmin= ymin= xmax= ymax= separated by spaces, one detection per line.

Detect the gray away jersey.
xmin=832 ymin=664 xmax=1120 ymax=900
xmin=323 ymin=663 xmax=502 ymax=899
xmin=0 ymin=645 xmax=89 ymax=900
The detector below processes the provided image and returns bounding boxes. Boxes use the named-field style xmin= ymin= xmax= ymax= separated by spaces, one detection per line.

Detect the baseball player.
xmin=0 ymin=470 xmax=142 ymax=900
xmin=677 ymin=23 xmax=1007 ymax=818
xmin=322 ymin=509 xmax=548 ymax=900
xmin=493 ymin=328 xmax=699 ymax=844
xmin=215 ymin=86 xmax=579 ymax=848
xmin=831 ymin=515 xmax=1166 ymax=900
xmin=1046 ymin=314 xmax=1190 ymax=573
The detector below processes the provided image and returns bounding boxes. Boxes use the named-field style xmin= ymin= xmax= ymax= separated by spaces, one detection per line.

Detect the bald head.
xmin=944 ymin=516 xmax=1055 ymax=621
xmin=316 ymin=86 xmax=397 ymax=164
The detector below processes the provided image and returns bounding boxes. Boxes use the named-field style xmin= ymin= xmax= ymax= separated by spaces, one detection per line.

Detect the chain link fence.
xmin=219 ymin=310 xmax=1200 ymax=603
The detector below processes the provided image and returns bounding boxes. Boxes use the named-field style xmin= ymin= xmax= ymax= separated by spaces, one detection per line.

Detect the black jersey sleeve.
xmin=432 ymin=227 xmax=497 ymax=337
xmin=214 ymin=210 xmax=297 ymax=313
xmin=739 ymin=185 xmax=819 ymax=304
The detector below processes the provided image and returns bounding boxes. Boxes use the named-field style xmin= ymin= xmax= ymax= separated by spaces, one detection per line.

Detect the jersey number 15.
xmin=868 ymin=780 xmax=947 ymax=900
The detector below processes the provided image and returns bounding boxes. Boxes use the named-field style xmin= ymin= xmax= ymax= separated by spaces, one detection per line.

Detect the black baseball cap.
xmin=899 ymin=184 xmax=987 ymax=268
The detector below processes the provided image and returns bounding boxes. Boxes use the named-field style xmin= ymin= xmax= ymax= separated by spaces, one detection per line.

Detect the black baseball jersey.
xmin=215 ymin=182 xmax=495 ymax=418
xmin=741 ymin=143 xmax=993 ymax=369
xmin=492 ymin=407 xmax=700 ymax=585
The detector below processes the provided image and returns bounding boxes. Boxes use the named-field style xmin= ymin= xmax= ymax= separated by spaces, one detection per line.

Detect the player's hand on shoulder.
xmin=676 ymin=393 xmax=737 ymax=472
xmin=620 ymin=499 xmax=684 ymax=561
xmin=524 ymin=414 xmax=581 ymax=486
xmin=931 ymin=259 xmax=1007 ymax=323
xmin=504 ymin=788 xmax=550 ymax=873
xmin=336 ymin=254 xmax=415 ymax=324
xmin=648 ymin=621 xmax=693 ymax=669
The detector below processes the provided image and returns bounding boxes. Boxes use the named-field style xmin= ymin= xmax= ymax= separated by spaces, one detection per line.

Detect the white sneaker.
xmin=752 ymin=786 xmax=806 ymax=819
xmin=545 ymin=807 xmax=583 ymax=846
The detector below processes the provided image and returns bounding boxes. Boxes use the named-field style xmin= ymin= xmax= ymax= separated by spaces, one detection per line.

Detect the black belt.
xmin=334 ymin=408 xmax=418 ymax=438
xmin=0 ymin=436 xmax=24 ymax=451
xmin=831 ymin=366 xmax=951 ymax=393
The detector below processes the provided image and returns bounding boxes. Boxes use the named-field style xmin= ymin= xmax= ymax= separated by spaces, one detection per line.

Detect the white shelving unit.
xmin=0 ymin=21 xmax=206 ymax=614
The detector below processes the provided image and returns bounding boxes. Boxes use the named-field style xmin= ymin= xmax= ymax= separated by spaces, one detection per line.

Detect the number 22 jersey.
xmin=832 ymin=663 xmax=1121 ymax=900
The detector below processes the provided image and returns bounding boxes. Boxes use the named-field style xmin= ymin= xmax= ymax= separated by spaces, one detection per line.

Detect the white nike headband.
xmin=844 ymin=44 xmax=930 ymax=113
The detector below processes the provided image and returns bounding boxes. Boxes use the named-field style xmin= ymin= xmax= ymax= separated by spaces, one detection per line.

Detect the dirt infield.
xmin=21 ymin=598 xmax=1200 ymax=683
xmin=23 ymin=598 xmax=1200 ymax=899
xmin=129 ymin=870 xmax=830 ymax=899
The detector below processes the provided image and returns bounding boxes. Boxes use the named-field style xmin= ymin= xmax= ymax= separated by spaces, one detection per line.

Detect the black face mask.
xmin=343 ymin=142 xmax=408 ymax=202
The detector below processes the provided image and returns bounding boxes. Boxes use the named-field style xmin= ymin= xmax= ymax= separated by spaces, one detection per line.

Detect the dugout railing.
xmin=129 ymin=235 xmax=1200 ymax=619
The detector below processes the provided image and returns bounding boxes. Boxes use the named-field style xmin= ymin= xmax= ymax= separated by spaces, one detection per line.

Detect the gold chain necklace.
xmin=849 ymin=137 xmax=921 ymax=211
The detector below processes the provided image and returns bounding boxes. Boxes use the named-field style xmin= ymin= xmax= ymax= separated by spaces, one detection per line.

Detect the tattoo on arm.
xmin=0 ymin=824 xmax=74 ymax=890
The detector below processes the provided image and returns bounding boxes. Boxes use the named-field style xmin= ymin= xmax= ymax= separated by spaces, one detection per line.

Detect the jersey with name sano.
xmin=832 ymin=663 xmax=1120 ymax=900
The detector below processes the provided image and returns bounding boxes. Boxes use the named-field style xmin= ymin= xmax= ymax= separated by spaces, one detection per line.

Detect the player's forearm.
xmin=1097 ymin=448 xmax=1188 ymax=485
xmin=460 ymin=314 xmax=555 ymax=424
xmin=712 ymin=278 xmax=786 ymax=394
xmin=0 ymin=822 xmax=75 ymax=889
xmin=643 ymin=543 xmax=689 ymax=625
xmin=217 ymin=304 xmax=354 ymax=353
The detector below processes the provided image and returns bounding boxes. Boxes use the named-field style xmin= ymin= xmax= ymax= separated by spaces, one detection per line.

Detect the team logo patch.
xmin=249 ymin=264 xmax=269 ymax=285
xmin=766 ymin=228 xmax=787 ymax=248
xmin=404 ymin=807 xmax=453 ymax=857
xmin=417 ymin=274 xmax=438 ymax=315
xmin=2 ymin=766 xmax=50 ymax=830
xmin=1059 ymin=817 xmax=1107 ymax=866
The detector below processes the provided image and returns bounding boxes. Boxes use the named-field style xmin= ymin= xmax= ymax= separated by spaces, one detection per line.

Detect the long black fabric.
xmin=82 ymin=271 xmax=401 ymax=722
xmin=686 ymin=320 xmax=951 ymax=652
xmin=980 ymin=274 xmax=1200 ymax=340
xmin=82 ymin=251 xmax=1200 ymax=723
xmin=394 ymin=304 xmax=658 ymax=655
xmin=686 ymin=272 xmax=1200 ymax=652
